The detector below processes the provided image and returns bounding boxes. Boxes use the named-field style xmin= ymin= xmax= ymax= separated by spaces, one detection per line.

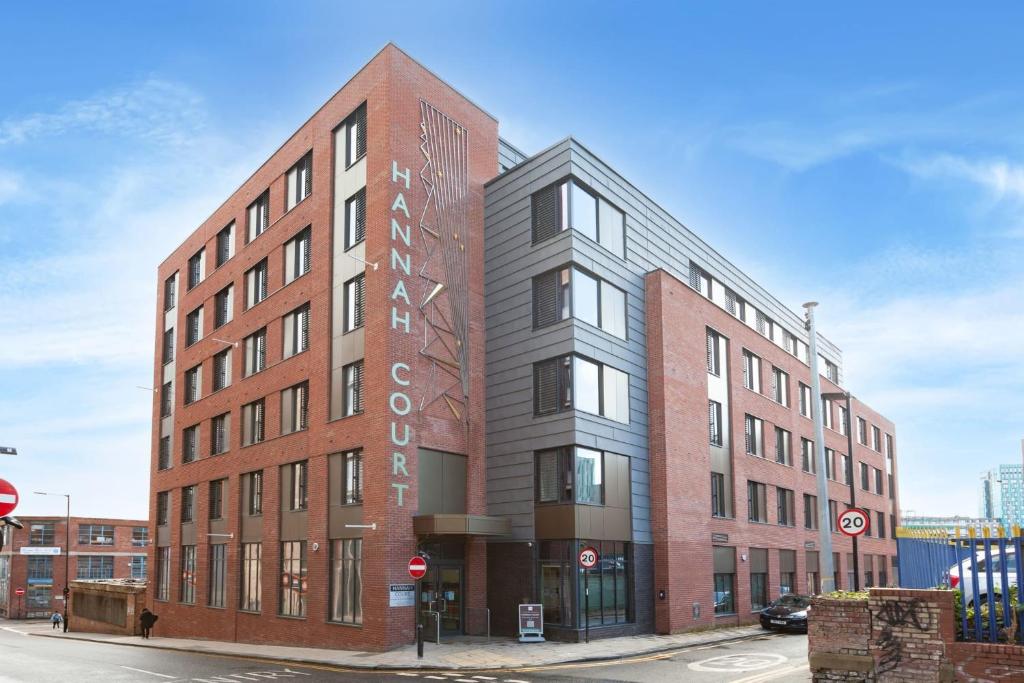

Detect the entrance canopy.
xmin=413 ymin=514 xmax=511 ymax=537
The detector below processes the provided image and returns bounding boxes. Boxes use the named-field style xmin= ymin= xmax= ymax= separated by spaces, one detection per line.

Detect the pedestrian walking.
xmin=139 ymin=608 xmax=158 ymax=639
xmin=50 ymin=611 xmax=62 ymax=630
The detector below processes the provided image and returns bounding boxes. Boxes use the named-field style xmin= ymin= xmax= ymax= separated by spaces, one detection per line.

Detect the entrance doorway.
xmin=420 ymin=565 xmax=463 ymax=637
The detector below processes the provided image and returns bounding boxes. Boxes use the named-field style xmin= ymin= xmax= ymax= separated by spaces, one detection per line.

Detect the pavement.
xmin=5 ymin=619 xmax=767 ymax=671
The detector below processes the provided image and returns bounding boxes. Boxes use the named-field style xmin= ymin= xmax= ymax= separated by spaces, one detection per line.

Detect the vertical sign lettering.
xmin=389 ymin=161 xmax=413 ymax=506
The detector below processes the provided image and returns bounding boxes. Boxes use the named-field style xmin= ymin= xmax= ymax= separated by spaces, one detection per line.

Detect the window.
xmin=806 ymin=551 xmax=821 ymax=595
xmin=780 ymin=550 xmax=796 ymax=595
xmin=186 ymin=306 xmax=203 ymax=346
xmin=285 ymin=151 xmax=312 ymax=211
xmin=184 ymin=365 xmax=201 ymax=405
xmin=532 ymin=266 xmax=626 ymax=339
xmin=713 ymin=547 xmax=736 ymax=615
xmin=747 ymin=481 xmax=767 ymax=523
xmin=799 ymin=383 xmax=812 ymax=418
xmin=78 ymin=555 xmax=114 ymax=580
xmin=345 ymin=188 xmax=366 ymax=249
xmin=245 ymin=259 xmax=269 ymax=308
xmin=214 ymin=285 xmax=233 ymax=328
xmin=247 ymin=190 xmax=270 ymax=242
xmin=864 ymin=554 xmax=875 ymax=587
xmin=132 ymin=527 xmax=149 ymax=547
xmin=877 ymin=511 xmax=886 ymax=539
xmin=838 ymin=404 xmax=848 ymax=435
xmin=187 ymin=249 xmax=204 ymax=289
xmin=343 ymin=103 xmax=366 ymax=168
xmin=158 ymin=436 xmax=171 ymax=470
xmin=744 ymin=414 xmax=763 ymax=456
xmin=874 ymin=467 xmax=884 ymax=495
xmin=216 ymin=222 xmax=234 ymax=267
xmin=182 ymin=424 xmax=199 ymax=464
xmin=885 ymin=433 xmax=894 ymax=458
xmin=750 ymin=548 xmax=769 ymax=611
xmin=77 ymin=524 xmax=114 ymax=545
xmin=344 ymin=273 xmax=365 ymax=332
xmin=756 ymin=310 xmax=774 ymax=338
xmin=242 ymin=399 xmax=265 ymax=446
xmin=208 ymin=543 xmax=226 ymax=608
xmin=863 ymin=510 xmax=873 ymax=537
xmin=156 ymin=492 xmax=169 ymax=526
xmin=284 ymin=226 xmax=311 ymax=284
xmin=860 ymin=462 xmax=870 ymax=491
xmin=161 ymin=381 xmax=173 ymax=417
xmin=777 ymin=487 xmax=795 ymax=526
xmin=822 ymin=398 xmax=833 ymax=429
xmin=213 ymin=348 xmax=231 ymax=391
xmin=181 ymin=485 xmax=195 ymax=523
xmin=871 ymin=425 xmax=881 ymax=451
xmin=240 ymin=543 xmax=262 ymax=612
xmin=280 ymin=541 xmax=307 ymax=617
xmin=28 ymin=557 xmax=52 ymax=582
xmin=890 ymin=514 xmax=897 ymax=539
xmin=825 ymin=359 xmax=839 ymax=383
xmin=211 ymin=412 xmax=230 ymax=455
xmin=857 ymin=417 xmax=867 ymax=444
xmin=29 ymin=522 xmax=54 ymax=546
xmin=725 ymin=287 xmax=746 ymax=321
xmin=711 ymin=472 xmax=727 ymax=518
xmin=829 ymin=499 xmax=839 ymax=532
xmin=162 ymin=328 xmax=175 ymax=364
xmin=708 ymin=400 xmax=723 ymax=446
xmin=246 ymin=470 xmax=263 ymax=515
xmin=156 ymin=547 xmax=170 ymax=601
xmin=283 ymin=303 xmax=310 ymax=358
xmin=164 ymin=273 xmax=177 ymax=311
xmin=281 ymin=382 xmax=309 ymax=435
xmin=577 ymin=539 xmax=629 ymax=626
xmin=343 ymin=450 xmax=363 ymax=504
xmin=775 ymin=427 xmax=792 ymax=465
xmin=706 ymin=329 xmax=722 ymax=375
xmin=841 ymin=453 xmax=851 ymax=485
xmin=532 ymin=179 xmax=625 ymax=257
xmin=824 ymin=447 xmax=836 ymax=480
xmin=689 ymin=262 xmax=712 ymax=298
xmin=343 ymin=361 xmax=364 ymax=416
xmin=784 ymin=330 xmax=798 ymax=356
xmin=803 ymin=493 xmax=818 ymax=530
xmin=243 ymin=328 xmax=267 ymax=376
xmin=289 ymin=460 xmax=308 ymax=511
xmin=533 ymin=354 xmax=629 ymax=423
xmin=801 ymin=438 xmax=816 ymax=474
xmin=130 ymin=555 xmax=147 ymax=580
xmin=180 ymin=545 xmax=196 ymax=604
xmin=209 ymin=479 xmax=225 ymax=520
xmin=772 ymin=367 xmax=789 ymax=405
xmin=330 ymin=539 xmax=362 ymax=624
xmin=742 ymin=350 xmax=761 ymax=392
xmin=535 ymin=446 xmax=606 ymax=505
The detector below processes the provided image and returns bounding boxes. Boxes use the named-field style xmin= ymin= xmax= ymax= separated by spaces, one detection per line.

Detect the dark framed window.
xmin=246 ymin=470 xmax=263 ymax=515
xmin=772 ymin=367 xmax=789 ymax=405
xmin=289 ymin=460 xmax=308 ymax=511
xmin=163 ymin=273 xmax=177 ymax=311
xmin=186 ymin=307 xmax=202 ymax=346
xmin=181 ymin=485 xmax=195 ymax=523
xmin=211 ymin=412 xmax=230 ymax=455
xmin=245 ymin=259 xmax=268 ymax=308
xmin=744 ymin=414 xmax=763 ymax=456
xmin=156 ymin=492 xmax=169 ymax=526
xmin=775 ymin=427 xmax=792 ymax=465
xmin=343 ymin=103 xmax=367 ymax=168
xmin=28 ymin=557 xmax=53 ymax=581
xmin=132 ymin=527 xmax=149 ymax=547
xmin=777 ymin=487 xmax=795 ymax=526
xmin=280 ymin=541 xmax=307 ymax=617
xmin=536 ymin=446 xmax=606 ymax=505
xmin=706 ymin=328 xmax=722 ymax=375
xmin=860 ymin=462 xmax=870 ymax=491
xmin=343 ymin=361 xmax=364 ymax=416
xmin=579 ymin=540 xmax=629 ymax=626
xmin=158 ymin=436 xmax=171 ymax=470
xmin=208 ymin=543 xmax=226 ymax=608
xmin=801 ymin=438 xmax=816 ymax=473
xmin=343 ymin=450 xmax=363 ymax=504
xmin=216 ymin=222 xmax=234 ymax=267
xmin=533 ymin=354 xmax=629 ymax=423
xmin=750 ymin=548 xmax=769 ymax=611
xmin=214 ymin=285 xmax=233 ymax=328
xmin=77 ymin=524 xmax=114 ymax=545
xmin=78 ymin=555 xmax=114 ymax=580
xmin=241 ymin=398 xmax=265 ymax=446
xmin=213 ymin=348 xmax=231 ymax=391
xmin=877 ymin=511 xmax=887 ymax=539
xmin=874 ymin=467 xmax=884 ymax=494
xmin=711 ymin=472 xmax=727 ymax=518
xmin=182 ymin=424 xmax=199 ymax=464
xmin=532 ymin=265 xmax=626 ymax=339
xmin=161 ymin=381 xmax=173 ymax=417
xmin=742 ymin=350 xmax=760 ymax=391
xmin=285 ymin=151 xmax=312 ymax=211
xmin=183 ymin=365 xmax=201 ymax=405
xmin=713 ymin=546 xmax=736 ymax=615
xmin=531 ymin=178 xmax=625 ymax=257
xmin=329 ymin=538 xmax=362 ymax=624
xmin=803 ymin=493 xmax=818 ymax=530
xmin=187 ymin=249 xmax=204 ymax=289
xmin=162 ymin=328 xmax=175 ymax=364
xmin=283 ymin=302 xmax=310 ymax=359
xmin=281 ymin=382 xmax=309 ymax=435
xmin=708 ymin=400 xmax=723 ymax=446
xmin=799 ymin=383 xmax=812 ymax=418
xmin=284 ymin=226 xmax=311 ymax=284
xmin=240 ymin=542 xmax=262 ymax=612
xmin=247 ymin=190 xmax=270 ymax=243
xmin=747 ymin=481 xmax=767 ymax=523
xmin=689 ymin=261 xmax=712 ymax=297
xmin=209 ymin=479 xmax=225 ymax=520
xmin=156 ymin=547 xmax=170 ymax=601
xmin=130 ymin=556 xmax=147 ymax=580
xmin=344 ymin=188 xmax=366 ymax=249
xmin=243 ymin=327 xmax=267 ymax=377
xmin=179 ymin=545 xmax=196 ymax=604
xmin=825 ymin=359 xmax=839 ymax=383
xmin=344 ymin=273 xmax=365 ymax=332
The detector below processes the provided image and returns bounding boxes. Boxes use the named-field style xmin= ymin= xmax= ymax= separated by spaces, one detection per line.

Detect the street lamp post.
xmin=34 ymin=491 xmax=70 ymax=632
xmin=823 ymin=389 xmax=860 ymax=591
xmin=803 ymin=302 xmax=836 ymax=594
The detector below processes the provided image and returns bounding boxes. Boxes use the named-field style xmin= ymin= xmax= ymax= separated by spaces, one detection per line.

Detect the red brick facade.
xmin=646 ymin=270 xmax=899 ymax=634
xmin=148 ymin=45 xmax=496 ymax=651
xmin=0 ymin=516 xmax=147 ymax=618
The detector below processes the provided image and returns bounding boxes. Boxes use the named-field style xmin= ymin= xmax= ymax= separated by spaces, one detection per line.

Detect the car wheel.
xmin=761 ymin=623 xmax=772 ymax=630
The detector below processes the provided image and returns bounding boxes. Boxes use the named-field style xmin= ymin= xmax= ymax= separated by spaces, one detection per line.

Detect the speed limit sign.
xmin=578 ymin=546 xmax=599 ymax=569
xmin=838 ymin=508 xmax=870 ymax=537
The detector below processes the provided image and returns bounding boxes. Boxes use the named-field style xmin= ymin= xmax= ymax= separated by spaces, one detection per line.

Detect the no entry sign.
xmin=408 ymin=555 xmax=428 ymax=580
xmin=578 ymin=546 xmax=599 ymax=569
xmin=0 ymin=479 xmax=19 ymax=517
xmin=14 ymin=588 xmax=24 ymax=597
xmin=838 ymin=508 xmax=870 ymax=537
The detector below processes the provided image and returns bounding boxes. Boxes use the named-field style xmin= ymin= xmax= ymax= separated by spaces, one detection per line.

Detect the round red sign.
xmin=14 ymin=588 xmax=24 ymax=596
xmin=0 ymin=479 xmax=18 ymax=517
xmin=838 ymin=508 xmax=870 ymax=537
xmin=408 ymin=555 xmax=428 ymax=580
xmin=578 ymin=546 xmax=599 ymax=569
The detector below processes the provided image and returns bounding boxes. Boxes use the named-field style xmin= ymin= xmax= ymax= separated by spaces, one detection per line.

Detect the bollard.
xmin=417 ymin=622 xmax=424 ymax=659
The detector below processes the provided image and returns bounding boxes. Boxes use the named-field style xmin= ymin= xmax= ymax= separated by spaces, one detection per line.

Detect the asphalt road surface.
xmin=0 ymin=624 xmax=808 ymax=682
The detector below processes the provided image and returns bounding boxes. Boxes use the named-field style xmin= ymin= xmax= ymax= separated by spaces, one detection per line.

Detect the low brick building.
xmin=0 ymin=516 xmax=147 ymax=618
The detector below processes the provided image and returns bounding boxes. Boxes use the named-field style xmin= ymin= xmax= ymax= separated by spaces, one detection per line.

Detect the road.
xmin=0 ymin=624 xmax=808 ymax=682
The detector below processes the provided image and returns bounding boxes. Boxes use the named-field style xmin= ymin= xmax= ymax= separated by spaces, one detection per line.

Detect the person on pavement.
xmin=139 ymin=608 xmax=158 ymax=639
xmin=50 ymin=611 xmax=62 ymax=630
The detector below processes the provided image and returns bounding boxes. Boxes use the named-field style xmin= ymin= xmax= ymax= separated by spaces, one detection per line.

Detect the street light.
xmin=822 ymin=389 xmax=861 ymax=591
xmin=804 ymin=302 xmax=836 ymax=594
xmin=34 ymin=491 xmax=70 ymax=632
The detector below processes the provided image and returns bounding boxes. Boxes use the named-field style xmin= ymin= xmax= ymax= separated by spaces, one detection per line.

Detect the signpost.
xmin=409 ymin=555 xmax=428 ymax=658
xmin=408 ymin=555 xmax=427 ymax=580
xmin=838 ymin=508 xmax=870 ymax=537
xmin=0 ymin=479 xmax=19 ymax=517
xmin=578 ymin=546 xmax=599 ymax=644
xmin=517 ymin=603 xmax=545 ymax=642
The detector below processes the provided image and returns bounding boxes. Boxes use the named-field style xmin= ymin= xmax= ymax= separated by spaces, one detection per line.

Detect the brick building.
xmin=149 ymin=44 xmax=899 ymax=649
xmin=0 ymin=517 xmax=147 ymax=618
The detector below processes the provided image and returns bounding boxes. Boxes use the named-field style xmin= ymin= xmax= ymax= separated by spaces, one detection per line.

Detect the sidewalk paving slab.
xmin=4 ymin=620 xmax=767 ymax=671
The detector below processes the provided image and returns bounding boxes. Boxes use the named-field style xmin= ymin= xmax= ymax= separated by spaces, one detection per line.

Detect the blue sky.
xmin=1 ymin=2 xmax=1022 ymax=519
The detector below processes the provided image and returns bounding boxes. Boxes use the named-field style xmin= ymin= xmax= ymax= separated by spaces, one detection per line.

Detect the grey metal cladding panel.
xmin=565 ymin=140 xmax=842 ymax=363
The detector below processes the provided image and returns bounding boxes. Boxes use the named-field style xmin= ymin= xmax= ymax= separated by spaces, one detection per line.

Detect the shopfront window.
xmin=713 ymin=546 xmax=736 ymax=614
xmin=539 ymin=540 xmax=630 ymax=629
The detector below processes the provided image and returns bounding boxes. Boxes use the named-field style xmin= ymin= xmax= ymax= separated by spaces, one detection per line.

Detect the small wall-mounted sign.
xmin=389 ymin=583 xmax=415 ymax=608
xmin=711 ymin=533 xmax=729 ymax=544
xmin=804 ymin=541 xmax=816 ymax=549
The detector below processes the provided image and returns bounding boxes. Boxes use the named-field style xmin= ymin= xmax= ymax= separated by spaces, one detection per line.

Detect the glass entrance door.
xmin=420 ymin=565 xmax=463 ymax=638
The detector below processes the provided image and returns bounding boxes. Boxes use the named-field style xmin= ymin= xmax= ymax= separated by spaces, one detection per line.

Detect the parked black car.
xmin=758 ymin=594 xmax=811 ymax=632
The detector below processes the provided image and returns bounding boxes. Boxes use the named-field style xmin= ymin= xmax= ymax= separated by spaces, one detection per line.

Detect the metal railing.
xmin=421 ymin=610 xmax=440 ymax=644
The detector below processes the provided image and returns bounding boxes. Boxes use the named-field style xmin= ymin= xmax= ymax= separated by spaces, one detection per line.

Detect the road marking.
xmin=504 ymin=680 xmax=532 ymax=683
xmin=118 ymin=666 xmax=177 ymax=679
xmin=425 ymin=677 xmax=447 ymax=680
xmin=396 ymin=675 xmax=419 ymax=678
xmin=730 ymin=662 xmax=810 ymax=683
xmin=473 ymin=678 xmax=497 ymax=681
xmin=0 ymin=627 xmax=28 ymax=636
xmin=688 ymin=652 xmax=788 ymax=673
xmin=455 ymin=679 xmax=478 ymax=682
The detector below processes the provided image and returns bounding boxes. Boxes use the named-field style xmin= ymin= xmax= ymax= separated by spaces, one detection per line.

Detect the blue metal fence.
xmin=896 ymin=526 xmax=1022 ymax=644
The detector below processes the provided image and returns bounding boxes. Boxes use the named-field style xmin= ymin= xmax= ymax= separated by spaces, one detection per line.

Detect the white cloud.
xmin=901 ymin=154 xmax=1024 ymax=202
xmin=0 ymin=169 xmax=20 ymax=205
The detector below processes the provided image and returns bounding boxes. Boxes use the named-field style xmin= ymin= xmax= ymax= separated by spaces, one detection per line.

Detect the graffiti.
xmin=874 ymin=598 xmax=932 ymax=674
